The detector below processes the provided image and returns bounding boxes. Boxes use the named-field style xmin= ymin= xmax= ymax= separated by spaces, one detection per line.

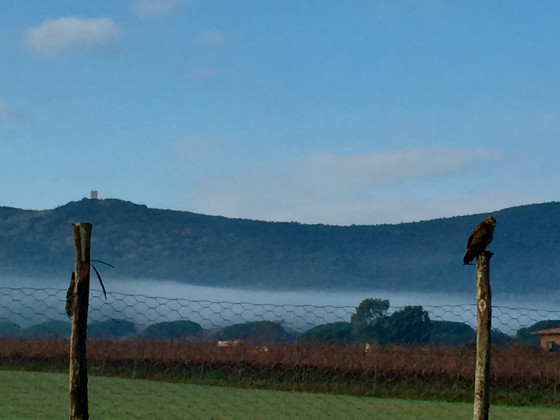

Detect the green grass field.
xmin=0 ymin=370 xmax=558 ymax=419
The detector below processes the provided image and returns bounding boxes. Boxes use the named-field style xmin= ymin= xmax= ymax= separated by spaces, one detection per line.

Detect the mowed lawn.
xmin=0 ymin=370 xmax=558 ymax=419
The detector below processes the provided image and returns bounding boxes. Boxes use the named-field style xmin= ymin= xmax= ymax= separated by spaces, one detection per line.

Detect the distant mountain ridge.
xmin=0 ymin=198 xmax=559 ymax=297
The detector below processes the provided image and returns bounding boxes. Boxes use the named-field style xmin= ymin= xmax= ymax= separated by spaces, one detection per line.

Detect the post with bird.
xmin=463 ymin=216 xmax=496 ymax=420
xmin=66 ymin=222 xmax=92 ymax=420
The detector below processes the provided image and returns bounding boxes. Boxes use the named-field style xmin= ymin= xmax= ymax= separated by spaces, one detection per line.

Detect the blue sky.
xmin=1 ymin=1 xmax=559 ymax=225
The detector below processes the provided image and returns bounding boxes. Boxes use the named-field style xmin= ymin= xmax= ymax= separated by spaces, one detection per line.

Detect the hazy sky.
xmin=1 ymin=1 xmax=559 ymax=225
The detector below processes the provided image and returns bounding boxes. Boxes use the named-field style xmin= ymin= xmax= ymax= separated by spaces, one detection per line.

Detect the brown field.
xmin=1 ymin=337 xmax=559 ymax=406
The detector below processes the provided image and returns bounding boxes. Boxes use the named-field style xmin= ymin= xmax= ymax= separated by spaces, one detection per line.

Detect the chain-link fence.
xmin=1 ymin=286 xmax=560 ymax=419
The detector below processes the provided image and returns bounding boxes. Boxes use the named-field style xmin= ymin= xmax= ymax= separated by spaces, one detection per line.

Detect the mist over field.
xmin=2 ymin=276 xmax=559 ymax=335
xmin=0 ymin=275 xmax=541 ymax=308
xmin=2 ymin=198 xmax=560 ymax=337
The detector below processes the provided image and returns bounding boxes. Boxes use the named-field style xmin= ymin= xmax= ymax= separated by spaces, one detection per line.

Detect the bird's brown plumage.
xmin=463 ymin=216 xmax=496 ymax=265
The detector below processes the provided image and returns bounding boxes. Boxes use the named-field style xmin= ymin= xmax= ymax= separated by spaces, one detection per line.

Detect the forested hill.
xmin=0 ymin=198 xmax=559 ymax=296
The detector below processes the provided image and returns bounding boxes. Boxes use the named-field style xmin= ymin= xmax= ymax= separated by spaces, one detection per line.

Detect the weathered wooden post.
xmin=473 ymin=250 xmax=492 ymax=420
xmin=67 ymin=222 xmax=92 ymax=420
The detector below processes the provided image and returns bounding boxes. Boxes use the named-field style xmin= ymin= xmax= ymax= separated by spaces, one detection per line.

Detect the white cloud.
xmin=24 ymin=17 xmax=122 ymax=58
xmin=133 ymin=0 xmax=187 ymax=18
xmin=301 ymin=148 xmax=504 ymax=189
xmin=189 ymin=148 xmax=511 ymax=225
xmin=193 ymin=29 xmax=225 ymax=47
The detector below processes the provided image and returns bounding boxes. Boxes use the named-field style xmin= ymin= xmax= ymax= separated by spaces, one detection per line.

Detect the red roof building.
xmin=532 ymin=328 xmax=560 ymax=351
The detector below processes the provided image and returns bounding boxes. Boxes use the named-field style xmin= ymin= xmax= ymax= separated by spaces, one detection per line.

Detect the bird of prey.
xmin=463 ymin=216 xmax=496 ymax=265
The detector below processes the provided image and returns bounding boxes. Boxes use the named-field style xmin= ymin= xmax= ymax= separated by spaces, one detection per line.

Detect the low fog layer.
xmin=1 ymin=277 xmax=559 ymax=335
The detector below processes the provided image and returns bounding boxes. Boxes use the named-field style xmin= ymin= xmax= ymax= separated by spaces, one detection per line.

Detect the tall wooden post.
xmin=473 ymin=250 xmax=492 ymax=420
xmin=68 ymin=222 xmax=92 ymax=420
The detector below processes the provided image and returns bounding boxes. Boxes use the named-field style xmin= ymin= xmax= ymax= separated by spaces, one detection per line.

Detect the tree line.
xmin=0 ymin=298 xmax=556 ymax=348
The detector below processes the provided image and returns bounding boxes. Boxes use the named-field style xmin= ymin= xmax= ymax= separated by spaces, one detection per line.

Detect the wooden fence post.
xmin=473 ymin=250 xmax=493 ymax=420
xmin=68 ymin=222 xmax=92 ymax=420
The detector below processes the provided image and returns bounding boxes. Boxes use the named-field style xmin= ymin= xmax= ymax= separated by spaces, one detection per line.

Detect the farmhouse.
xmin=217 ymin=340 xmax=243 ymax=347
xmin=532 ymin=328 xmax=560 ymax=351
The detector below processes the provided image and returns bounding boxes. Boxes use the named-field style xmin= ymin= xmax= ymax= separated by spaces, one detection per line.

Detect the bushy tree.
xmin=350 ymin=298 xmax=389 ymax=344
xmin=298 ymin=322 xmax=354 ymax=345
xmin=0 ymin=321 xmax=21 ymax=337
xmin=491 ymin=329 xmax=515 ymax=347
xmin=143 ymin=320 xmax=203 ymax=340
xmin=430 ymin=321 xmax=475 ymax=346
xmin=516 ymin=320 xmax=560 ymax=347
xmin=88 ymin=318 xmax=136 ymax=338
xmin=23 ymin=320 xmax=70 ymax=338
xmin=219 ymin=321 xmax=293 ymax=344
xmin=382 ymin=306 xmax=432 ymax=346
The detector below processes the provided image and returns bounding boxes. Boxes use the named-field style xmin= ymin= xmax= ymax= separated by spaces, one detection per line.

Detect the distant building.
xmin=532 ymin=328 xmax=560 ymax=351
xmin=91 ymin=190 xmax=98 ymax=199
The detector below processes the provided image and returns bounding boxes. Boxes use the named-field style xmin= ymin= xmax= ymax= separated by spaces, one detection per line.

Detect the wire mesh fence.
xmin=1 ymin=286 xmax=560 ymax=419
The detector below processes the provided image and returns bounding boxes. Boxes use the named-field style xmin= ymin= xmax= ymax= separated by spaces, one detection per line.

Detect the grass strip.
xmin=1 ymin=370 xmax=560 ymax=419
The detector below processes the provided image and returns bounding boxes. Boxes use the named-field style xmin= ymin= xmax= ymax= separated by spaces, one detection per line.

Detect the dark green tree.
xmin=350 ymin=298 xmax=389 ymax=343
xmin=219 ymin=321 xmax=293 ymax=344
xmin=516 ymin=320 xmax=560 ymax=346
xmin=382 ymin=305 xmax=432 ymax=346
xmin=298 ymin=322 xmax=354 ymax=345
xmin=0 ymin=321 xmax=21 ymax=337
xmin=88 ymin=318 xmax=136 ymax=338
xmin=143 ymin=320 xmax=203 ymax=340
xmin=491 ymin=329 xmax=515 ymax=347
xmin=430 ymin=321 xmax=475 ymax=346
xmin=23 ymin=320 xmax=70 ymax=338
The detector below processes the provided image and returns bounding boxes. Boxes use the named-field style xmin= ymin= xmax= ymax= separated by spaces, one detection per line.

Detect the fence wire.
xmin=1 ymin=286 xmax=560 ymax=419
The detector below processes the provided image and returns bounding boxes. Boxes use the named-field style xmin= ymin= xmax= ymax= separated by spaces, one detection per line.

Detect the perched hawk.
xmin=463 ymin=216 xmax=496 ymax=265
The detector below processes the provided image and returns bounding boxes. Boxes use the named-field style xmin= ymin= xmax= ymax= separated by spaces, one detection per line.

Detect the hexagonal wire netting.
xmin=1 ymin=286 xmax=560 ymax=419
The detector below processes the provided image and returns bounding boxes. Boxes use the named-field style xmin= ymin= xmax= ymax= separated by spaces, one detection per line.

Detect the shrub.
xmin=143 ymin=320 xmax=203 ymax=340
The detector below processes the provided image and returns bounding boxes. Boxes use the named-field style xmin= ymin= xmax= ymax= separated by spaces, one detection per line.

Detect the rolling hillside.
xmin=0 ymin=198 xmax=559 ymax=296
